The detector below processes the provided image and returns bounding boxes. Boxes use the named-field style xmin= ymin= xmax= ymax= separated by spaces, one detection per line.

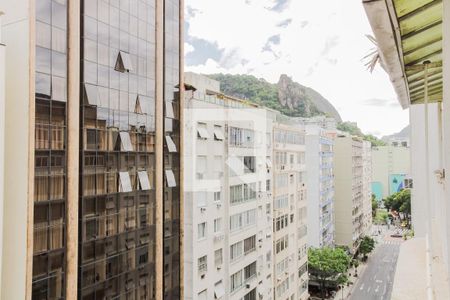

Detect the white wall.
xmin=0 ymin=10 xmax=5 ymax=292
xmin=0 ymin=1 xmax=31 ymax=298
xmin=409 ymin=104 xmax=442 ymax=239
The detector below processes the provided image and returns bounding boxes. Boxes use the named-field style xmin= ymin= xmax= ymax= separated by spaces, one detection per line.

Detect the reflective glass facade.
xmin=33 ymin=0 xmax=68 ymax=299
xmin=79 ymin=0 xmax=157 ymax=299
xmin=30 ymin=0 xmax=181 ymax=298
xmin=163 ymin=0 xmax=181 ymax=298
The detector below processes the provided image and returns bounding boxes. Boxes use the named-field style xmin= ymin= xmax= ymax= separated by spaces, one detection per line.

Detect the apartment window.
xmin=197 ymin=192 xmax=207 ymax=208
xmin=214 ymin=125 xmax=225 ymax=141
xmin=244 ymin=235 xmax=256 ymax=254
xmin=197 ymin=122 xmax=209 ymax=139
xmin=243 ymin=288 xmax=257 ymax=300
xmin=244 ymin=261 xmax=257 ymax=280
xmin=243 ymin=156 xmax=255 ymax=173
xmin=214 ymin=191 xmax=221 ymax=202
xmin=266 ymin=179 xmax=271 ymax=192
xmin=290 ymin=154 xmax=294 ymax=164
xmin=214 ymin=280 xmax=225 ymax=299
xmin=298 ymin=262 xmax=308 ymax=278
xmin=198 ymin=289 xmax=207 ymax=300
xmin=214 ymin=218 xmax=222 ymax=233
xmin=276 ymin=235 xmax=289 ymax=254
xmin=198 ymin=255 xmax=207 ymax=274
xmin=196 ymin=156 xmax=207 ymax=179
xmin=230 ymin=185 xmax=243 ymax=204
xmin=275 ymin=195 xmax=289 ymax=209
xmin=214 ymin=249 xmax=223 ymax=267
xmin=230 ymin=270 xmax=243 ymax=292
xmin=230 ymin=209 xmax=256 ymax=231
xmin=230 ymin=241 xmax=243 ymax=261
xmin=198 ymin=222 xmax=207 ymax=239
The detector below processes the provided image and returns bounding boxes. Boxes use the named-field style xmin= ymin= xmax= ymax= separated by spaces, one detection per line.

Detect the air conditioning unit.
xmin=246 ymin=283 xmax=251 ymax=289
xmin=200 ymin=207 xmax=206 ymax=212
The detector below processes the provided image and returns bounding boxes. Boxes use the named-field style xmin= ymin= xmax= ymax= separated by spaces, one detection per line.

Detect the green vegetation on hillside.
xmin=337 ymin=121 xmax=386 ymax=146
xmin=207 ymin=73 xmax=322 ymax=117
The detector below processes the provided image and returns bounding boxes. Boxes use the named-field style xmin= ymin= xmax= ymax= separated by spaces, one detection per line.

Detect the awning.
xmin=165 ymin=135 xmax=177 ymax=152
xmin=119 ymin=171 xmax=132 ymax=193
xmin=119 ymin=132 xmax=133 ymax=152
xmin=214 ymin=281 xmax=225 ymax=299
xmin=213 ymin=126 xmax=225 ymax=141
xmin=138 ymin=171 xmax=151 ymax=190
xmin=363 ymin=0 xmax=443 ymax=108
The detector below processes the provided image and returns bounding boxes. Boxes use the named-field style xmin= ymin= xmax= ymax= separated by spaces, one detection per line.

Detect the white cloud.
xmin=185 ymin=0 xmax=409 ymax=136
xmin=184 ymin=43 xmax=195 ymax=56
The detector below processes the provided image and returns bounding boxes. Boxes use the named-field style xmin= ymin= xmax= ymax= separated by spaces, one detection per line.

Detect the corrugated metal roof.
xmin=395 ymin=0 xmax=443 ymax=104
xmin=363 ymin=0 xmax=443 ymax=107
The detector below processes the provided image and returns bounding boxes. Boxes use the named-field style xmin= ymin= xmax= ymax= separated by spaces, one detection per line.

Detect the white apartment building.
xmin=272 ymin=123 xmax=309 ymax=300
xmin=362 ymin=141 xmax=373 ymax=236
xmin=334 ymin=135 xmax=364 ymax=253
xmin=305 ymin=125 xmax=335 ymax=248
xmin=184 ymin=73 xmax=274 ymax=300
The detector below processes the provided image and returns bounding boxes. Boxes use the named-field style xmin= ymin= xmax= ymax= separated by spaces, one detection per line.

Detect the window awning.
xmin=165 ymin=101 xmax=175 ymax=119
xmin=115 ymin=50 xmax=133 ymax=72
xmin=119 ymin=132 xmax=134 ymax=152
xmin=138 ymin=171 xmax=151 ymax=190
xmin=165 ymin=135 xmax=177 ymax=152
xmin=363 ymin=0 xmax=443 ymax=108
xmin=197 ymin=125 xmax=209 ymax=139
xmin=119 ymin=172 xmax=133 ymax=193
xmin=84 ymin=84 xmax=98 ymax=106
xmin=214 ymin=281 xmax=225 ymax=299
xmin=266 ymin=158 xmax=272 ymax=169
xmin=214 ymin=127 xmax=225 ymax=141
xmin=165 ymin=170 xmax=177 ymax=187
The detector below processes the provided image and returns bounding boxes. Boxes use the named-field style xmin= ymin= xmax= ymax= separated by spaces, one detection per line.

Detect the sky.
xmin=184 ymin=0 xmax=410 ymax=137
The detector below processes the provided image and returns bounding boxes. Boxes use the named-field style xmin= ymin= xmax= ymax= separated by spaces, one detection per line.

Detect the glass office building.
xmin=3 ymin=0 xmax=184 ymax=299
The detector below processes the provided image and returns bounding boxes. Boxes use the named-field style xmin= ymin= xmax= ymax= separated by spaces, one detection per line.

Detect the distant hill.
xmin=337 ymin=121 xmax=386 ymax=146
xmin=382 ymin=125 xmax=410 ymax=141
xmin=207 ymin=73 xmax=342 ymax=121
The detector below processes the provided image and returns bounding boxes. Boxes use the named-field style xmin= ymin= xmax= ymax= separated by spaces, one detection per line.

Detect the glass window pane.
xmin=52 ymin=27 xmax=67 ymax=53
xmin=52 ymin=0 xmax=67 ymax=30
xmin=36 ymin=47 xmax=51 ymax=74
xmin=36 ymin=21 xmax=51 ymax=48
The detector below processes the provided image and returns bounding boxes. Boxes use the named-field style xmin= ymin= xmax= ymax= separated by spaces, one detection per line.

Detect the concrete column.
xmin=179 ymin=0 xmax=185 ymax=298
xmin=442 ymin=0 xmax=450 ymax=288
xmin=155 ymin=0 xmax=164 ymax=299
xmin=66 ymin=0 xmax=80 ymax=298
xmin=0 ymin=10 xmax=5 ymax=295
xmin=0 ymin=0 xmax=33 ymax=299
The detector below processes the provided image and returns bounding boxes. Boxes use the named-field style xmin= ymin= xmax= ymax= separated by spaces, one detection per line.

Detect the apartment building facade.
xmin=1 ymin=1 xmax=183 ymax=299
xmin=371 ymin=145 xmax=410 ymax=201
xmin=362 ymin=141 xmax=373 ymax=236
xmin=272 ymin=123 xmax=309 ymax=300
xmin=305 ymin=125 xmax=335 ymax=248
xmin=183 ymin=73 xmax=274 ymax=300
xmin=334 ymin=135 xmax=364 ymax=253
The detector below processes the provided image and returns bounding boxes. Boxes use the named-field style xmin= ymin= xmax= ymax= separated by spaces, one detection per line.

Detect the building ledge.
xmin=392 ymin=237 xmax=450 ymax=300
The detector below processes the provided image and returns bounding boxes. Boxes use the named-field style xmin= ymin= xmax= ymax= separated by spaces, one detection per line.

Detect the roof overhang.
xmin=363 ymin=0 xmax=443 ymax=109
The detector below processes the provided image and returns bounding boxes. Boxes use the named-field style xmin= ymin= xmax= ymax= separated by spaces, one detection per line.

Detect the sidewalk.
xmin=332 ymin=260 xmax=368 ymax=300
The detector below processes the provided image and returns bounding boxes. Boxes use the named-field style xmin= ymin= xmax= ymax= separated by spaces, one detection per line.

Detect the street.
xmin=348 ymin=232 xmax=402 ymax=300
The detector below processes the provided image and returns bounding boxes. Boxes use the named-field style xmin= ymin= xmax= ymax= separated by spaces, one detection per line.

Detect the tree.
xmin=397 ymin=189 xmax=411 ymax=226
xmin=308 ymin=247 xmax=352 ymax=299
xmin=359 ymin=236 xmax=376 ymax=261
xmin=372 ymin=194 xmax=378 ymax=217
